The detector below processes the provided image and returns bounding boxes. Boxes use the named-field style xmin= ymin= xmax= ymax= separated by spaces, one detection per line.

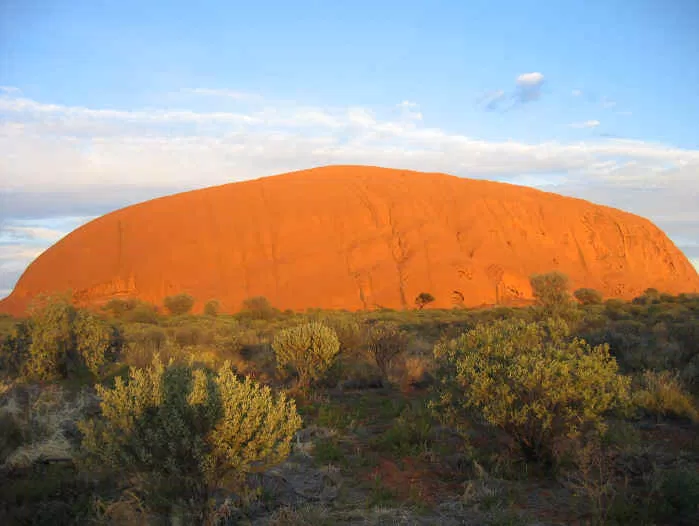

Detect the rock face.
xmin=1 ymin=165 xmax=698 ymax=315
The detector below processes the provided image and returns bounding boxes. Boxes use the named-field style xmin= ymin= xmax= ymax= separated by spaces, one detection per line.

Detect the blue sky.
xmin=1 ymin=0 xmax=698 ymax=297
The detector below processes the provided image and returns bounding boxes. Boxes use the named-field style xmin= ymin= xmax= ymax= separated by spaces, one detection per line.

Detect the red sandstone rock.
xmin=1 ymin=165 xmax=697 ymax=315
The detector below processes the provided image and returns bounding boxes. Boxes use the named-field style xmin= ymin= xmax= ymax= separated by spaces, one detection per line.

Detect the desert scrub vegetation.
xmin=433 ymin=317 xmax=631 ymax=465
xmin=633 ymin=370 xmax=699 ymax=423
xmin=272 ymin=321 xmax=340 ymax=390
xmin=0 ymin=296 xmax=120 ymax=381
xmin=0 ymin=285 xmax=698 ymax=525
xmin=366 ymin=321 xmax=409 ymax=381
xmin=163 ymin=293 xmax=195 ymax=316
xmin=79 ymin=357 xmax=302 ymax=523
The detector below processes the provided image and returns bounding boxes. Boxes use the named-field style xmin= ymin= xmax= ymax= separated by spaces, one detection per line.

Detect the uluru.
xmin=1 ymin=165 xmax=697 ymax=316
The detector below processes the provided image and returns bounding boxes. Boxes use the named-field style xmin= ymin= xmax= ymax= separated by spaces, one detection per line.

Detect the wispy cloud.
xmin=0 ymin=225 xmax=66 ymax=242
xmin=570 ymin=119 xmax=601 ymax=129
xmin=479 ymin=90 xmax=507 ymax=111
xmin=480 ymin=72 xmax=545 ymax=111
xmin=571 ymin=89 xmax=583 ymax=97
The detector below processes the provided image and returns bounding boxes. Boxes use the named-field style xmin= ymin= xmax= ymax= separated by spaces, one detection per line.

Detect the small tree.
xmin=272 ymin=322 xmax=340 ymax=390
xmin=203 ymin=299 xmax=220 ymax=317
xmin=530 ymin=271 xmax=573 ymax=317
xmin=433 ymin=318 xmax=630 ymax=465
xmin=24 ymin=297 xmax=75 ymax=380
xmin=574 ymin=288 xmax=603 ymax=306
xmin=241 ymin=296 xmax=276 ymax=320
xmin=366 ymin=322 xmax=409 ymax=379
xmin=21 ymin=296 xmax=119 ymax=380
xmin=163 ymin=294 xmax=195 ymax=316
xmin=0 ymin=320 xmax=32 ymax=377
xmin=415 ymin=292 xmax=435 ymax=310
xmin=73 ymin=310 xmax=116 ymax=375
xmin=79 ymin=358 xmax=301 ymax=523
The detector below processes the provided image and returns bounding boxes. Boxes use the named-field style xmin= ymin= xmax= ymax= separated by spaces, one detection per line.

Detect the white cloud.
xmin=516 ymin=72 xmax=544 ymax=86
xmin=570 ymin=120 xmax=601 ymax=129
xmin=0 ymin=246 xmax=45 ymax=262
xmin=1 ymin=226 xmax=65 ymax=242
xmin=514 ymin=72 xmax=545 ymax=103
xmin=572 ymin=89 xmax=583 ymax=97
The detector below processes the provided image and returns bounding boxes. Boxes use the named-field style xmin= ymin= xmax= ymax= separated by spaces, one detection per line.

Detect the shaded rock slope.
xmin=1 ymin=165 xmax=697 ymax=315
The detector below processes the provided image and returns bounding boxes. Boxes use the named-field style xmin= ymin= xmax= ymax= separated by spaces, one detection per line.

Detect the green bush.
xmin=272 ymin=322 xmax=340 ymax=389
xmin=21 ymin=299 xmax=119 ymax=380
xmin=203 ymin=299 xmax=220 ymax=317
xmin=415 ymin=292 xmax=435 ymax=310
xmin=163 ymin=294 xmax=195 ymax=316
xmin=366 ymin=322 xmax=408 ymax=379
xmin=79 ymin=358 xmax=301 ymax=522
xmin=24 ymin=299 xmax=76 ymax=380
xmin=573 ymin=288 xmax=603 ymax=306
xmin=0 ymin=320 xmax=32 ymax=377
xmin=73 ymin=310 xmax=116 ymax=376
xmin=530 ymin=271 xmax=574 ymax=318
xmin=124 ymin=302 xmax=160 ymax=324
xmin=633 ymin=370 xmax=698 ymax=423
xmin=241 ymin=296 xmax=277 ymax=320
xmin=433 ymin=318 xmax=631 ymax=464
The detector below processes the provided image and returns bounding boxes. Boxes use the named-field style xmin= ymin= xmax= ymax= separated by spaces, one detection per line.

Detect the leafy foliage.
xmin=434 ymin=318 xmax=631 ymax=464
xmin=272 ymin=322 xmax=340 ymax=389
xmin=203 ymin=299 xmax=220 ymax=317
xmin=633 ymin=370 xmax=698 ymax=423
xmin=530 ymin=272 xmax=574 ymax=317
xmin=573 ymin=288 xmax=603 ymax=305
xmin=163 ymin=294 xmax=195 ymax=316
xmin=0 ymin=297 xmax=120 ymax=380
xmin=79 ymin=358 xmax=301 ymax=520
xmin=241 ymin=296 xmax=277 ymax=320
xmin=415 ymin=292 xmax=435 ymax=310
xmin=366 ymin=322 xmax=408 ymax=379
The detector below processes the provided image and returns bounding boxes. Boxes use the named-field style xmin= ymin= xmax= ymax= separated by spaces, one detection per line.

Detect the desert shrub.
xmin=633 ymin=370 xmax=699 ymax=423
xmin=574 ymin=288 xmax=603 ymax=305
xmin=415 ymin=292 xmax=435 ymax=310
xmin=203 ymin=299 xmax=220 ymax=317
xmin=321 ymin=316 xmax=364 ymax=356
xmin=530 ymin=271 xmax=575 ymax=318
xmin=366 ymin=322 xmax=408 ymax=379
xmin=79 ymin=358 xmax=301 ymax=522
xmin=433 ymin=318 xmax=631 ymax=465
xmin=241 ymin=296 xmax=277 ymax=320
xmin=163 ymin=293 xmax=195 ymax=316
xmin=102 ymin=298 xmax=139 ymax=318
xmin=1 ymin=384 xmax=93 ymax=469
xmin=124 ymin=302 xmax=160 ymax=324
xmin=24 ymin=299 xmax=76 ymax=380
xmin=20 ymin=298 xmax=120 ymax=381
xmin=272 ymin=322 xmax=340 ymax=390
xmin=73 ymin=310 xmax=117 ymax=376
xmin=0 ymin=320 xmax=32 ymax=377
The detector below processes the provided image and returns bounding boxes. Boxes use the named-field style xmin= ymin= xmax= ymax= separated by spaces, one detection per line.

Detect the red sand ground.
xmin=1 ymin=165 xmax=698 ymax=315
